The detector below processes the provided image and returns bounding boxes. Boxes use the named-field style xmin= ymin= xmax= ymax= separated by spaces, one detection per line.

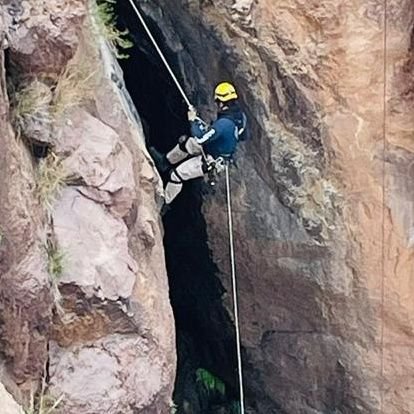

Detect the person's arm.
xmin=190 ymin=118 xmax=221 ymax=145
xmin=187 ymin=106 xmax=221 ymax=145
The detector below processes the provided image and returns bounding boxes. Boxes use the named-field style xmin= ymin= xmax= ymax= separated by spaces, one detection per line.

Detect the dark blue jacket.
xmin=190 ymin=103 xmax=247 ymax=159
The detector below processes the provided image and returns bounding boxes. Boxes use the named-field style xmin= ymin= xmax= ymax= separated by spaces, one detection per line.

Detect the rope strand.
xmin=126 ymin=0 xmax=192 ymax=108
xmin=226 ymin=164 xmax=246 ymax=414
xmin=127 ymin=2 xmax=246 ymax=410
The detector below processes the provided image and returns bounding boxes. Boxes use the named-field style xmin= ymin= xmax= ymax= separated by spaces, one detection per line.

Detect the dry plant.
xmin=36 ymin=152 xmax=67 ymax=210
xmin=26 ymin=376 xmax=63 ymax=414
xmin=13 ymin=80 xmax=52 ymax=137
xmin=52 ymin=61 xmax=97 ymax=117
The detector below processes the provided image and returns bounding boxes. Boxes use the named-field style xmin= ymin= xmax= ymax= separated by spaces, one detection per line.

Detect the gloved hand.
xmin=187 ymin=105 xmax=197 ymax=122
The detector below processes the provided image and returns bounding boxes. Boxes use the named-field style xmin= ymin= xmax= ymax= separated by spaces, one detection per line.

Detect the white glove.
xmin=187 ymin=105 xmax=197 ymax=122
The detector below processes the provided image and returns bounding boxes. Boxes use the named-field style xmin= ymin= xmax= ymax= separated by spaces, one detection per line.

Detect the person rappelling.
xmin=149 ymin=81 xmax=247 ymax=208
xmin=129 ymin=2 xmax=247 ymax=411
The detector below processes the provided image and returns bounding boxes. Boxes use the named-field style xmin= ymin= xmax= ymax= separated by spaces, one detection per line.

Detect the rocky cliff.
xmin=0 ymin=1 xmax=175 ymax=413
xmin=139 ymin=0 xmax=414 ymax=413
xmin=1 ymin=0 xmax=413 ymax=414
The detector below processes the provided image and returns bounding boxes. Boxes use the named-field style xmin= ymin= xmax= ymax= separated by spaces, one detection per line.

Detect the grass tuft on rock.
xmin=91 ymin=0 xmax=133 ymax=59
xmin=12 ymin=80 xmax=52 ymax=138
xmin=46 ymin=243 xmax=65 ymax=281
xmin=26 ymin=376 xmax=63 ymax=414
xmin=52 ymin=61 xmax=97 ymax=117
xmin=36 ymin=152 xmax=67 ymax=210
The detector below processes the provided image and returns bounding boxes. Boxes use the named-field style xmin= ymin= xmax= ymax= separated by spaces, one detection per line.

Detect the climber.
xmin=150 ymin=82 xmax=247 ymax=208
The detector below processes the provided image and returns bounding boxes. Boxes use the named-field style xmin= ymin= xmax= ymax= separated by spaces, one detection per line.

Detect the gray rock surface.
xmin=53 ymin=187 xmax=137 ymax=300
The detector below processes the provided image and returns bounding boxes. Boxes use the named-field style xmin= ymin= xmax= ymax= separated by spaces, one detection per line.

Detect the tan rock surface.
xmin=0 ymin=383 xmax=24 ymax=414
xmin=1 ymin=1 xmax=176 ymax=413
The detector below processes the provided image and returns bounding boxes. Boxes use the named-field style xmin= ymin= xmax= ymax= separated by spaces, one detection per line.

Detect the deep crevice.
xmin=116 ymin=2 xmax=240 ymax=412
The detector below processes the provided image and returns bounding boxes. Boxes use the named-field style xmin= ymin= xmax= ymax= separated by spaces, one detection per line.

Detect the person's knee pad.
xmin=178 ymin=135 xmax=189 ymax=152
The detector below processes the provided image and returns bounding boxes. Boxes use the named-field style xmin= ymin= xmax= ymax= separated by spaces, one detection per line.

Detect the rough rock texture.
xmin=0 ymin=383 xmax=24 ymax=414
xmin=4 ymin=0 xmax=87 ymax=75
xmin=0 ymin=16 xmax=52 ymax=388
xmin=143 ymin=0 xmax=414 ymax=413
xmin=1 ymin=1 xmax=176 ymax=413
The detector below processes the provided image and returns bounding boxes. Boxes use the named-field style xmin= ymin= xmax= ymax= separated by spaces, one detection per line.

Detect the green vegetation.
xmin=46 ymin=242 xmax=65 ymax=281
xmin=196 ymin=368 xmax=226 ymax=397
xmin=45 ymin=239 xmax=64 ymax=314
xmin=92 ymin=0 xmax=133 ymax=59
xmin=229 ymin=401 xmax=242 ymax=414
xmin=36 ymin=152 xmax=67 ymax=210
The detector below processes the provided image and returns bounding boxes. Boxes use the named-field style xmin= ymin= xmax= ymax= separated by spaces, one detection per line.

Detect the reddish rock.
xmin=4 ymin=0 xmax=87 ymax=75
xmin=0 ymin=48 xmax=52 ymax=386
xmin=1 ymin=2 xmax=176 ymax=413
xmin=146 ymin=0 xmax=414 ymax=412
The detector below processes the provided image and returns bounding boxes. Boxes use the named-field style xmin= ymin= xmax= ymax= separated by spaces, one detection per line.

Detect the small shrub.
xmin=196 ymin=368 xmax=226 ymax=397
xmin=13 ymin=80 xmax=52 ymax=138
xmin=230 ymin=401 xmax=241 ymax=414
xmin=36 ymin=152 xmax=66 ymax=210
xmin=91 ymin=0 xmax=133 ymax=59
xmin=46 ymin=242 xmax=65 ymax=281
xmin=45 ymin=239 xmax=65 ymax=313
xmin=52 ymin=62 xmax=96 ymax=116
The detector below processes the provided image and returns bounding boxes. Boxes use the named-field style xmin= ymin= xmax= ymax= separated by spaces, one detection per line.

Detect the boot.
xmin=160 ymin=202 xmax=172 ymax=216
xmin=148 ymin=146 xmax=171 ymax=173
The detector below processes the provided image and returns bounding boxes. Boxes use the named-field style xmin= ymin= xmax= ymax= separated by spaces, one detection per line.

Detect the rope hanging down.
xmin=126 ymin=0 xmax=192 ymax=108
xmin=225 ymin=164 xmax=246 ymax=414
xmin=127 ymin=1 xmax=246 ymax=411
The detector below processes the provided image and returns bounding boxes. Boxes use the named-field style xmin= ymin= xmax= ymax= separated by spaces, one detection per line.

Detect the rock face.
xmin=1 ymin=1 xmax=175 ymax=413
xmin=1 ymin=0 xmax=413 ymax=413
xmin=0 ymin=383 xmax=24 ymax=414
xmin=141 ymin=0 xmax=414 ymax=413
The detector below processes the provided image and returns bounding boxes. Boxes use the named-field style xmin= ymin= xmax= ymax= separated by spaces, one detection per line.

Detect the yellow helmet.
xmin=214 ymin=82 xmax=238 ymax=102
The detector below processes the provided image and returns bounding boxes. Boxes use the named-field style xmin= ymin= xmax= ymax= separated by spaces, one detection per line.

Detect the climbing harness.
xmin=205 ymin=156 xmax=226 ymax=186
xmin=127 ymin=3 xmax=246 ymax=412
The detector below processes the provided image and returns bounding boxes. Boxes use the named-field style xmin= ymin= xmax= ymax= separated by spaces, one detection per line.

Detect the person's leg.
xmin=164 ymin=155 xmax=205 ymax=204
xmin=166 ymin=136 xmax=202 ymax=164
xmin=184 ymin=137 xmax=203 ymax=155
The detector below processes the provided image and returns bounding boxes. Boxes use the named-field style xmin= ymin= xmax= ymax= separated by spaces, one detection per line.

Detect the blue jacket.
xmin=190 ymin=104 xmax=247 ymax=159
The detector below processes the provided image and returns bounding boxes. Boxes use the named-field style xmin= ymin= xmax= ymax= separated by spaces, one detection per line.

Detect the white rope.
xmin=126 ymin=0 xmax=193 ymax=108
xmin=127 ymin=2 xmax=246 ymax=408
xmin=225 ymin=163 xmax=246 ymax=414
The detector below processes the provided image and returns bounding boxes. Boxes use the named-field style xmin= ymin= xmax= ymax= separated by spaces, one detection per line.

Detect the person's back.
xmin=190 ymin=100 xmax=247 ymax=158
xmin=150 ymin=81 xmax=248 ymax=211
